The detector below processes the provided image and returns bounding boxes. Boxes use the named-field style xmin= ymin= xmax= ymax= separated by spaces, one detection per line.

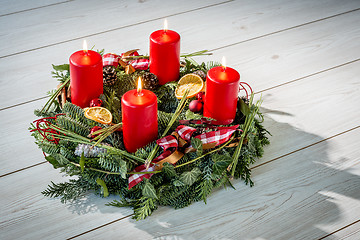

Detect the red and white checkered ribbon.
xmin=128 ymin=150 xmax=172 ymax=190
xmin=156 ymin=135 xmax=178 ymax=150
xmin=128 ymin=125 xmax=240 ymax=189
xmin=194 ymin=125 xmax=239 ymax=146
xmin=102 ymin=51 xmax=149 ymax=70
xmin=120 ymin=51 xmax=149 ymax=70
xmin=103 ymin=53 xmax=120 ymax=67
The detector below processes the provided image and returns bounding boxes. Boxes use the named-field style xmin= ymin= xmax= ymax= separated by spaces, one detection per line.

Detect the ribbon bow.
xmin=102 ymin=49 xmax=149 ymax=74
xmin=128 ymin=124 xmax=240 ymax=189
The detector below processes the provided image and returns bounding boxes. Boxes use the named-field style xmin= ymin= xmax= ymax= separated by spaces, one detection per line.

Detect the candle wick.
xmin=137 ymin=90 xmax=144 ymax=96
xmin=222 ymin=66 xmax=226 ymax=71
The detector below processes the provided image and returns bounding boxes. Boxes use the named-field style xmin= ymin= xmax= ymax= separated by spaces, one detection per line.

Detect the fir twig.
xmin=40 ymin=77 xmax=70 ymax=114
xmin=122 ymin=50 xmax=212 ymax=61
xmin=128 ymin=135 xmax=235 ymax=175
xmin=144 ymin=90 xmax=189 ymax=169
xmin=230 ymin=94 xmax=262 ymax=176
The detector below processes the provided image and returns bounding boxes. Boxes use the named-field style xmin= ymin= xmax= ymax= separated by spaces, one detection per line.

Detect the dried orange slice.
xmin=175 ymin=74 xmax=204 ymax=99
xmin=84 ymin=107 xmax=112 ymax=124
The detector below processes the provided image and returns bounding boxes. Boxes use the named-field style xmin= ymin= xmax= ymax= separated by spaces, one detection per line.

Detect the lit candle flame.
xmin=222 ymin=56 xmax=226 ymax=70
xmin=164 ymin=19 xmax=168 ymax=32
xmin=137 ymin=77 xmax=143 ymax=94
xmin=83 ymin=40 xmax=88 ymax=54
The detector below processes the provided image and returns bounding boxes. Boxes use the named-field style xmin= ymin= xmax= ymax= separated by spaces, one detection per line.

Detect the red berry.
xmin=189 ymin=100 xmax=203 ymax=113
xmin=90 ymin=98 xmax=103 ymax=107
xmin=90 ymin=126 xmax=102 ymax=138
xmin=196 ymin=92 xmax=205 ymax=102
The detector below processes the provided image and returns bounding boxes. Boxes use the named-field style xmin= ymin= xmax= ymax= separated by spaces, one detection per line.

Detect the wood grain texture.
xmin=1 ymin=0 xmax=360 ymax=109
xmin=72 ymin=125 xmax=360 ymax=240
xmin=0 ymin=0 xmax=70 ymax=16
xmin=0 ymin=0 xmax=226 ymax=57
xmin=1 ymin=59 xmax=359 ymax=240
xmin=0 ymin=163 xmax=133 ymax=240
xmin=1 ymin=8 xmax=359 ymax=175
xmin=1 ymin=0 xmax=360 ymax=239
xmin=321 ymin=220 xmax=360 ymax=240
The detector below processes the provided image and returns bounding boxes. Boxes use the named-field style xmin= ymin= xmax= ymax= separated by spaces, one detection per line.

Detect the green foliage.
xmin=162 ymin=163 xmax=177 ymax=178
xmin=39 ymin=141 xmax=60 ymax=155
xmin=56 ymin=115 xmax=90 ymax=137
xmin=180 ymin=57 xmax=221 ymax=77
xmin=191 ymin=138 xmax=203 ymax=156
xmin=32 ymin=57 xmax=270 ymax=220
xmin=212 ymin=154 xmax=232 ymax=175
xmin=98 ymin=154 xmax=127 ymax=179
xmin=142 ymin=179 xmax=158 ymax=199
xmin=155 ymin=82 xmax=179 ymax=113
xmin=179 ymin=167 xmax=201 ymax=186
xmin=41 ymin=179 xmax=91 ymax=203
xmin=96 ymin=178 xmax=109 ymax=197
xmin=133 ymin=197 xmax=157 ymax=220
xmin=62 ymin=102 xmax=88 ymax=125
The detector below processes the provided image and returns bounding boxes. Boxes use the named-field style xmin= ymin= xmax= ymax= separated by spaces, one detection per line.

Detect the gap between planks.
xmin=0 ymin=0 xmax=74 ymax=18
xmin=0 ymin=5 xmax=358 ymax=60
xmin=209 ymin=8 xmax=360 ymax=52
xmin=1 ymin=58 xmax=358 ymax=112
xmin=66 ymin=125 xmax=360 ymax=239
xmin=0 ymin=0 xmax=233 ymax=59
xmin=0 ymin=7 xmax=359 ymax=111
xmin=1 ymin=59 xmax=359 ymax=178
xmin=317 ymin=219 xmax=360 ymax=240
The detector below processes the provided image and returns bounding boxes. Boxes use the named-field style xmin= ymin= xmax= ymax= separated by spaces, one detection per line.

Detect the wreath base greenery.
xmin=30 ymin=54 xmax=270 ymax=220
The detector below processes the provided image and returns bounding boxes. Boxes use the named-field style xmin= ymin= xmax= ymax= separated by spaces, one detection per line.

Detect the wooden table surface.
xmin=1 ymin=0 xmax=360 ymax=239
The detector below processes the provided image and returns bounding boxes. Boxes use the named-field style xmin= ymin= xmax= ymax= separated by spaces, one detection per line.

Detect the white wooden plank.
xmin=1 ymin=0 xmax=360 ymax=108
xmin=0 ymin=0 xmax=69 ymax=16
xmin=1 ymin=56 xmax=359 ymax=240
xmin=322 ymin=220 xmax=360 ymax=240
xmin=1 ymin=12 xmax=359 ymax=174
xmin=73 ymin=122 xmax=360 ymax=240
xmin=0 ymin=164 xmax=133 ymax=240
xmin=0 ymin=0 xmax=225 ymax=57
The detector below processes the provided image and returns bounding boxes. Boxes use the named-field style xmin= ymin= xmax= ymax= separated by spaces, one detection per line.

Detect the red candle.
xmin=69 ymin=40 xmax=103 ymax=108
xmin=122 ymin=78 xmax=158 ymax=153
xmin=203 ymin=57 xmax=240 ymax=124
xmin=150 ymin=19 xmax=180 ymax=85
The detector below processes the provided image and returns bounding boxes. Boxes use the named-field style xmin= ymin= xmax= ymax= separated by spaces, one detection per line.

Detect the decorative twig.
xmin=144 ymin=89 xmax=190 ymax=169
xmin=229 ymin=94 xmax=262 ymax=176
xmin=40 ymin=77 xmax=70 ymax=113
xmin=122 ymin=50 xmax=212 ymax=61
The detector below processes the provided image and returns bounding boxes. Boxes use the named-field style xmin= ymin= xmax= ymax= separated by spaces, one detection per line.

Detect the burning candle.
xmin=203 ymin=57 xmax=240 ymax=124
xmin=150 ymin=19 xmax=180 ymax=85
xmin=69 ymin=40 xmax=103 ymax=108
xmin=122 ymin=78 xmax=158 ymax=153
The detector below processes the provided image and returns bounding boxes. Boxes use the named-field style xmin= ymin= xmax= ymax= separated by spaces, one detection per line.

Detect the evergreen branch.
xmin=128 ymin=135 xmax=235 ymax=175
xmin=40 ymin=77 xmax=70 ymax=114
xmin=230 ymin=94 xmax=262 ymax=176
xmin=181 ymin=50 xmax=212 ymax=58
xmin=48 ymin=124 xmax=144 ymax=163
xmin=144 ymin=90 xmax=190 ymax=169
xmin=92 ymin=123 xmax=123 ymax=146
xmin=122 ymin=50 xmax=212 ymax=61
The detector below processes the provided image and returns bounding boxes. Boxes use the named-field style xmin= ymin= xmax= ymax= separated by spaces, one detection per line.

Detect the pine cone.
xmin=141 ymin=72 xmax=159 ymax=90
xmin=192 ymin=70 xmax=206 ymax=80
xmin=103 ymin=66 xmax=117 ymax=86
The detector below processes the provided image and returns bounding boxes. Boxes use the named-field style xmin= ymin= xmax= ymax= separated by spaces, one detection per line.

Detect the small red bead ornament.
xmin=90 ymin=98 xmax=103 ymax=107
xmin=90 ymin=126 xmax=102 ymax=138
xmin=189 ymin=100 xmax=203 ymax=113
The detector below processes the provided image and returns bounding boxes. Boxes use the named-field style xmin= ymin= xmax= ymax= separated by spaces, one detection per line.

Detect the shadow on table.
xmin=64 ymin=107 xmax=360 ymax=239
xmin=123 ymin=108 xmax=360 ymax=240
